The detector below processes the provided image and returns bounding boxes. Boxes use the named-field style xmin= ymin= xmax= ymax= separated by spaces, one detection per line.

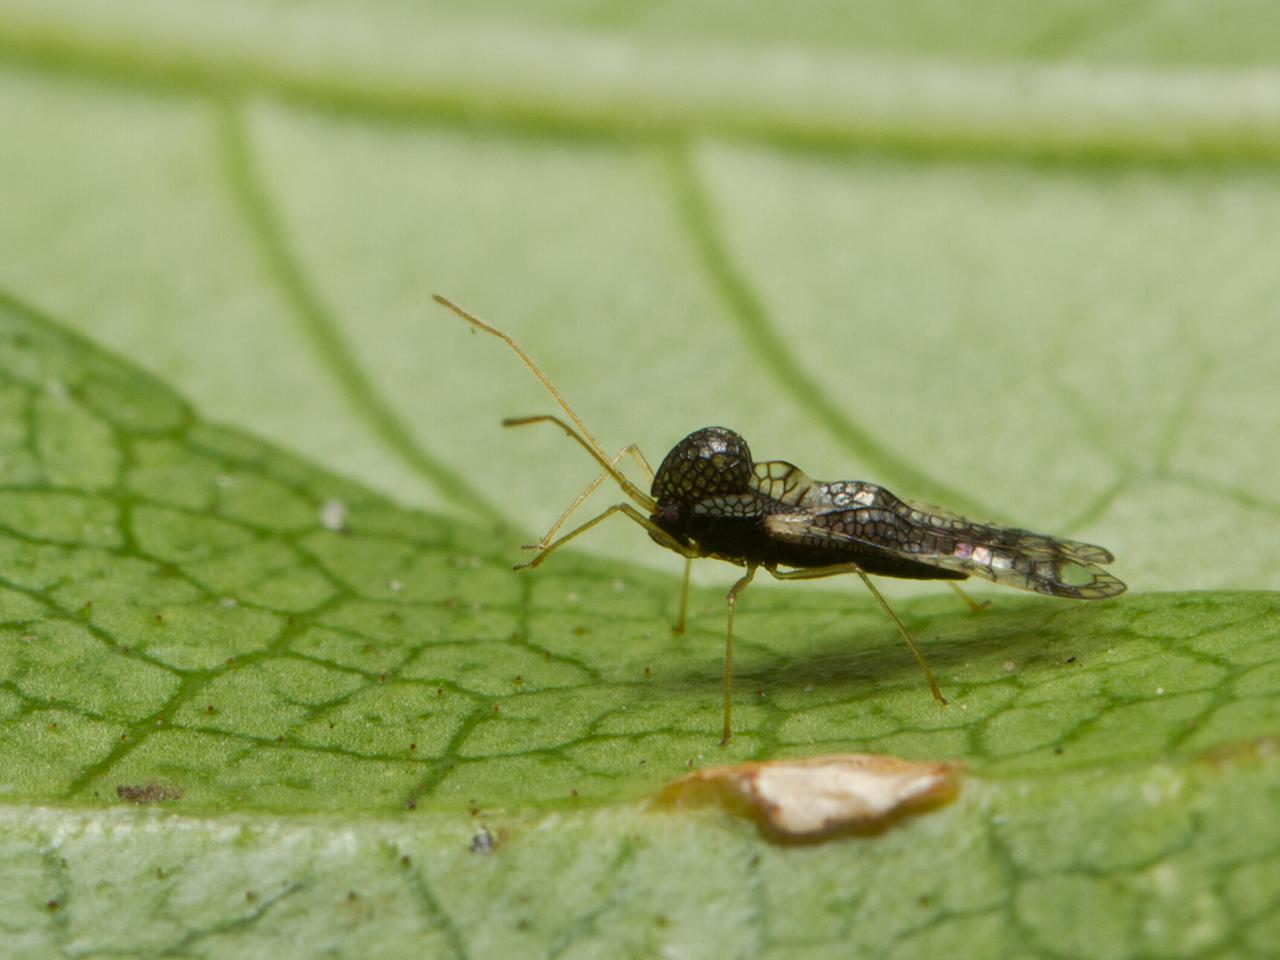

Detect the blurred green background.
xmin=1 ymin=0 xmax=1278 ymax=597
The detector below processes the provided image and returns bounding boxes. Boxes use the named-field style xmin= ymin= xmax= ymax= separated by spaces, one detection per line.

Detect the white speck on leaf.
xmin=319 ymin=498 xmax=348 ymax=532
xmin=1150 ymin=862 xmax=1179 ymax=895
xmin=1141 ymin=766 xmax=1184 ymax=805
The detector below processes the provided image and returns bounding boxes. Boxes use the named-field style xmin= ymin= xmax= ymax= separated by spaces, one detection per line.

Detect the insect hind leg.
xmin=766 ymin=563 xmax=947 ymax=706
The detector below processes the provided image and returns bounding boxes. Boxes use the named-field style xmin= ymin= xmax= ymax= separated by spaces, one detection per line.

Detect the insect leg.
xmin=502 ymin=417 xmax=694 ymax=635
xmin=766 ymin=564 xmax=947 ymax=706
xmin=515 ymin=502 xmax=698 ymax=571
xmin=673 ymin=557 xmax=693 ymax=636
xmin=947 ymin=582 xmax=990 ymax=613
xmin=721 ymin=563 xmax=758 ymax=746
xmin=504 ymin=426 xmax=653 ymax=551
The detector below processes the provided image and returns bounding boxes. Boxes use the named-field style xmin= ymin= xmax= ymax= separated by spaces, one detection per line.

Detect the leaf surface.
xmin=0 ymin=2 xmax=1279 ymax=957
xmin=0 ymin=296 xmax=1277 ymax=958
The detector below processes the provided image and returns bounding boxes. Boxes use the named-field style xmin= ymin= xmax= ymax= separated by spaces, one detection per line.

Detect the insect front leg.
xmin=765 ymin=563 xmax=947 ymax=706
xmin=514 ymin=502 xmax=698 ymax=571
xmin=504 ymin=424 xmax=655 ymax=552
xmin=721 ymin=563 xmax=758 ymax=746
xmin=673 ymin=557 xmax=693 ymax=636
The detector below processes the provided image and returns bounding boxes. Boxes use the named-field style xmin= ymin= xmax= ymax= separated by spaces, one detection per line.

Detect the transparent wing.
xmin=750 ymin=460 xmax=815 ymax=506
xmin=900 ymin=496 xmax=1116 ymax=565
xmin=764 ymin=482 xmax=1126 ymax=600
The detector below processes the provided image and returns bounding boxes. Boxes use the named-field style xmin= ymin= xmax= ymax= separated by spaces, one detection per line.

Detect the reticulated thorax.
xmin=650 ymin=427 xmax=753 ymax=529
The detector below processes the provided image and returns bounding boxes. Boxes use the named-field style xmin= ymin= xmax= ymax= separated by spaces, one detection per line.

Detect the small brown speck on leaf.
xmin=117 ymin=783 xmax=183 ymax=804
xmin=656 ymin=753 xmax=961 ymax=842
xmin=1197 ymin=736 xmax=1279 ymax=770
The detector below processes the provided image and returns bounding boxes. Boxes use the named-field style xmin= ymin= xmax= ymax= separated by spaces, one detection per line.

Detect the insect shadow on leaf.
xmin=435 ymin=295 xmax=1126 ymax=745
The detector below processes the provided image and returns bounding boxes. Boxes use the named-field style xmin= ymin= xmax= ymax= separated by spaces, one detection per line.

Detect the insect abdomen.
xmin=684 ymin=513 xmax=968 ymax=580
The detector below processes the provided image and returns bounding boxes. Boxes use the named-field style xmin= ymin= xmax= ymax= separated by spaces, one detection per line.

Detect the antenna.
xmin=433 ymin=294 xmax=656 ymax=511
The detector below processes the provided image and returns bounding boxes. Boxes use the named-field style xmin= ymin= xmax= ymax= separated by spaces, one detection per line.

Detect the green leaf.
xmin=1 ymin=3 xmax=1279 ymax=958
xmin=1 ymin=296 xmax=1278 ymax=958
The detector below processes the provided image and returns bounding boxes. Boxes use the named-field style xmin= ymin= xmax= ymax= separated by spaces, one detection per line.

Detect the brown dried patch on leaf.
xmin=1196 ymin=736 xmax=1279 ymax=770
xmin=656 ymin=753 xmax=961 ymax=842
xmin=116 ymin=783 xmax=184 ymax=804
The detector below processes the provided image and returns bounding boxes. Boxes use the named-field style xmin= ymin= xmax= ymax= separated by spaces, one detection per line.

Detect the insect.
xmin=435 ymin=295 xmax=1127 ymax=744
